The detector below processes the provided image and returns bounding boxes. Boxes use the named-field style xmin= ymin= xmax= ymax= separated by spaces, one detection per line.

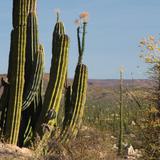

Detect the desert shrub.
xmin=139 ymin=35 xmax=160 ymax=159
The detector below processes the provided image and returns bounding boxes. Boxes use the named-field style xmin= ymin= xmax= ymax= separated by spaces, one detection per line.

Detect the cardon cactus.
xmin=35 ymin=22 xmax=69 ymax=135
xmin=5 ymin=0 xmax=29 ymax=144
xmin=18 ymin=1 xmax=44 ymax=146
xmin=59 ymin=14 xmax=89 ymax=143
xmin=0 ymin=0 xmax=89 ymax=148
xmin=69 ymin=65 xmax=88 ymax=139
xmin=19 ymin=45 xmax=44 ymax=146
xmin=59 ymin=64 xmax=88 ymax=143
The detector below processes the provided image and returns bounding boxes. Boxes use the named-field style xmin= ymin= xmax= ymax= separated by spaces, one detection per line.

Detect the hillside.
xmin=0 ymin=74 xmax=152 ymax=96
xmin=0 ymin=74 xmax=153 ymax=159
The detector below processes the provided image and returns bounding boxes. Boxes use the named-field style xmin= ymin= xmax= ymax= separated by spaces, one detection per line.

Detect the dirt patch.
xmin=0 ymin=143 xmax=34 ymax=160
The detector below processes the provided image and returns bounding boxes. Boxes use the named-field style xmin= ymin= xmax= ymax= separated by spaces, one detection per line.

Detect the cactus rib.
xmin=36 ymin=34 xmax=69 ymax=136
xmin=59 ymin=64 xmax=88 ymax=143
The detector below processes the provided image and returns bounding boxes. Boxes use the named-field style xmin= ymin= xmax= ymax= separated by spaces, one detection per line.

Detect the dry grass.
xmin=40 ymin=126 xmax=124 ymax=160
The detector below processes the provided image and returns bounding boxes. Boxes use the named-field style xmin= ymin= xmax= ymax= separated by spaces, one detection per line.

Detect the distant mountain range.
xmin=0 ymin=74 xmax=152 ymax=104
xmin=0 ymin=73 xmax=152 ymax=88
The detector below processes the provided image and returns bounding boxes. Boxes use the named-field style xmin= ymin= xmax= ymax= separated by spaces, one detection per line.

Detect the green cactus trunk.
xmin=69 ymin=65 xmax=87 ymax=141
xmin=59 ymin=21 xmax=88 ymax=144
xmin=18 ymin=46 xmax=44 ymax=146
xmin=35 ymin=31 xmax=69 ymax=136
xmin=18 ymin=1 xmax=44 ymax=146
xmin=12 ymin=0 xmax=30 ymax=28
xmin=0 ymin=0 xmax=89 ymax=147
xmin=22 ymin=46 xmax=44 ymax=111
xmin=5 ymin=0 xmax=29 ymax=144
xmin=62 ymin=86 xmax=72 ymax=130
xmin=25 ymin=11 xmax=39 ymax=85
xmin=59 ymin=64 xmax=88 ymax=143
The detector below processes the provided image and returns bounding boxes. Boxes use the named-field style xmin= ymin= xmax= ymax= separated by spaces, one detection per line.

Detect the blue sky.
xmin=1 ymin=0 xmax=160 ymax=79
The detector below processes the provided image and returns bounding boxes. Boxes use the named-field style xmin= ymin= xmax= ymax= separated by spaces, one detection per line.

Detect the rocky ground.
xmin=0 ymin=143 xmax=34 ymax=160
xmin=0 ymin=126 xmax=142 ymax=160
xmin=0 ymin=75 xmax=144 ymax=159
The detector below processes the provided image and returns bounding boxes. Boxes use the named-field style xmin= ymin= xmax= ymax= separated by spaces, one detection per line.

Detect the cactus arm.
xmin=59 ymin=21 xmax=88 ymax=143
xmin=34 ymin=21 xmax=66 ymax=131
xmin=59 ymin=64 xmax=88 ymax=143
xmin=70 ymin=65 xmax=87 ymax=139
xmin=81 ymin=22 xmax=87 ymax=56
xmin=22 ymin=47 xmax=44 ymax=111
xmin=53 ymin=22 xmax=65 ymax=36
xmin=59 ymin=66 xmax=83 ymax=140
xmin=61 ymin=86 xmax=72 ymax=131
xmin=66 ymin=65 xmax=84 ymax=127
xmin=77 ymin=27 xmax=82 ymax=65
xmin=56 ymin=12 xmax=60 ymax=22
xmin=25 ymin=11 xmax=39 ymax=87
xmin=36 ymin=35 xmax=69 ymax=134
xmin=78 ymin=22 xmax=87 ymax=65
xmin=18 ymin=45 xmax=44 ymax=146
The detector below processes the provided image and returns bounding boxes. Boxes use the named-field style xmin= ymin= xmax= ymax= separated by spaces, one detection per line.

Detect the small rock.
xmin=130 ymin=133 xmax=136 ymax=138
xmin=127 ymin=145 xmax=142 ymax=159
xmin=131 ymin=121 xmax=136 ymax=126
xmin=112 ymin=144 xmax=118 ymax=150
xmin=110 ymin=136 xmax=117 ymax=140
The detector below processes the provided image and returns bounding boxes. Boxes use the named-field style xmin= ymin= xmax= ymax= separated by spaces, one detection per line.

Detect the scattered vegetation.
xmin=0 ymin=1 xmax=160 ymax=160
xmin=0 ymin=0 xmax=88 ymax=158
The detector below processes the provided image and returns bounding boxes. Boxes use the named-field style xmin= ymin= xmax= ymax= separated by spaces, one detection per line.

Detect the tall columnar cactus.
xmin=19 ymin=45 xmax=44 ymax=146
xmin=12 ymin=0 xmax=30 ymax=28
xmin=71 ymin=67 xmax=88 ymax=138
xmin=0 ymin=0 xmax=89 ymax=148
xmin=18 ymin=1 xmax=44 ymax=146
xmin=59 ymin=64 xmax=88 ymax=143
xmin=58 ymin=13 xmax=89 ymax=143
xmin=35 ymin=19 xmax=69 ymax=135
xmin=5 ymin=0 xmax=29 ymax=144
xmin=22 ymin=46 xmax=44 ymax=111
